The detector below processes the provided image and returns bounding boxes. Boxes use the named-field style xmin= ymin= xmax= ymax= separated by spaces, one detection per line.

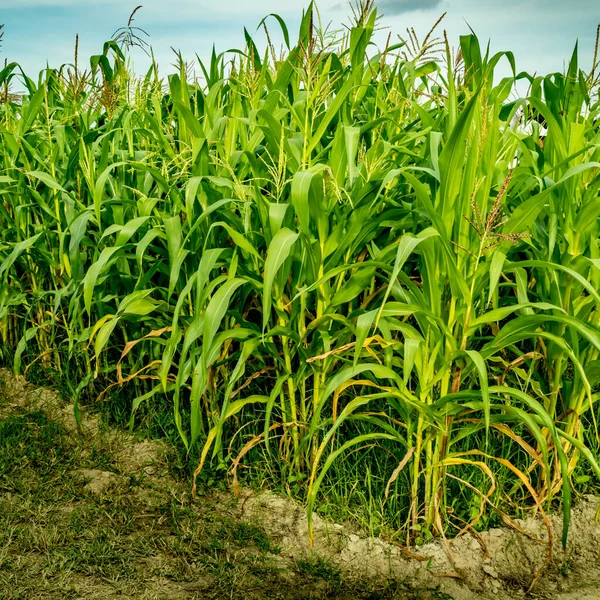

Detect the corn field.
xmin=1 ymin=2 xmax=599 ymax=558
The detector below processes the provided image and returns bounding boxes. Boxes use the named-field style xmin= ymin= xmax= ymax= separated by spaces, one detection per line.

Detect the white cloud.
xmin=1 ymin=0 xmax=596 ymax=79
xmin=376 ymin=0 xmax=443 ymax=15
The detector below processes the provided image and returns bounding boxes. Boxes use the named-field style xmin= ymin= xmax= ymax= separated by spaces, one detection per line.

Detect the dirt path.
xmin=1 ymin=370 xmax=599 ymax=600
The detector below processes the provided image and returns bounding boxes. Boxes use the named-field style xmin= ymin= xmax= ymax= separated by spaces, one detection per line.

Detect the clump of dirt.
xmin=76 ymin=469 xmax=123 ymax=495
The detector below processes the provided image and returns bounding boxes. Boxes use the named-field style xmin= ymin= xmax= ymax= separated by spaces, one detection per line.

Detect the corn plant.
xmin=0 ymin=2 xmax=599 ymax=576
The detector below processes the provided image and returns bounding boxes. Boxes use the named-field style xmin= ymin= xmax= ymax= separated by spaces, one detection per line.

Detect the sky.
xmin=0 ymin=0 xmax=598 ymax=86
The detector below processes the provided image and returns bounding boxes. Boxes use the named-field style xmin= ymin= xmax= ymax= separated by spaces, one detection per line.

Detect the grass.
xmin=0 ymin=375 xmax=457 ymax=600
xmin=0 ymin=0 xmax=599 ymax=572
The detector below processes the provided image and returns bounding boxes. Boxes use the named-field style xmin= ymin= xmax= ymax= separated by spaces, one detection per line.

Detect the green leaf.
xmin=202 ymin=278 xmax=246 ymax=362
xmin=27 ymin=170 xmax=67 ymax=193
xmin=262 ymin=228 xmax=298 ymax=331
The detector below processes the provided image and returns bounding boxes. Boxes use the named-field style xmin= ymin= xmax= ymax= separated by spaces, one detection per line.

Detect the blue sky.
xmin=0 ymin=0 xmax=598 ymax=84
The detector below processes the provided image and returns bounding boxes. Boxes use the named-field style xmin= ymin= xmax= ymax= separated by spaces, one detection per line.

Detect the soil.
xmin=238 ymin=490 xmax=600 ymax=599
xmin=1 ymin=368 xmax=600 ymax=600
